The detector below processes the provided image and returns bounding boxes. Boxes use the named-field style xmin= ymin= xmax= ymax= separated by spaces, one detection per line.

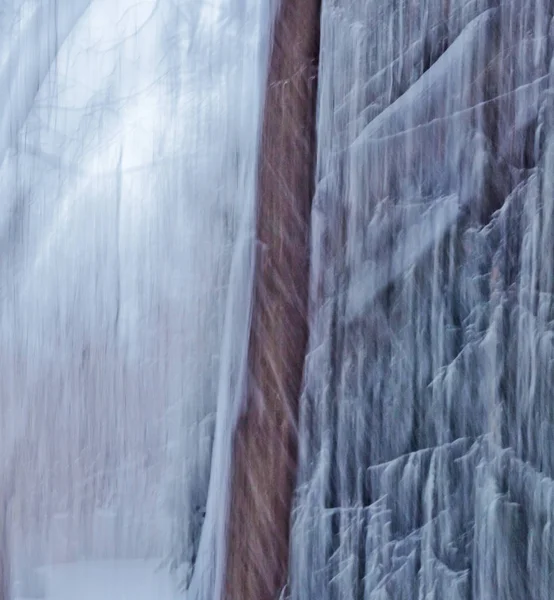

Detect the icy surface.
xmin=288 ymin=1 xmax=554 ymax=599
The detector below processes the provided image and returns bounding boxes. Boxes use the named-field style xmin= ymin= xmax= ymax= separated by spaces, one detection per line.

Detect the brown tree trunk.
xmin=225 ymin=1 xmax=321 ymax=599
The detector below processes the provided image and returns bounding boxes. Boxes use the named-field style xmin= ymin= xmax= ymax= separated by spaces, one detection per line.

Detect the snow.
xmin=14 ymin=560 xmax=179 ymax=600
xmin=0 ymin=0 xmax=277 ymax=596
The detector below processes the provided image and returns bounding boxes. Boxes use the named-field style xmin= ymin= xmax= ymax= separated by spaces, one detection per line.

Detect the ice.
xmin=288 ymin=1 xmax=554 ymax=599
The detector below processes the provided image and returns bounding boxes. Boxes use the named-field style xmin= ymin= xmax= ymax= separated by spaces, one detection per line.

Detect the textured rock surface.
xmin=288 ymin=1 xmax=554 ymax=598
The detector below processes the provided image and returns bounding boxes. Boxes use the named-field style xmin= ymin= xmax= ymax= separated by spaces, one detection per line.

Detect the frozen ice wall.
xmin=288 ymin=1 xmax=554 ymax=599
xmin=0 ymin=0 xmax=270 ymax=583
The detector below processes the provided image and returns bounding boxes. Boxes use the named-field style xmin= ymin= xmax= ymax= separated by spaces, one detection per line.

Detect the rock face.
xmin=224 ymin=1 xmax=320 ymax=599
xmin=287 ymin=1 xmax=554 ymax=599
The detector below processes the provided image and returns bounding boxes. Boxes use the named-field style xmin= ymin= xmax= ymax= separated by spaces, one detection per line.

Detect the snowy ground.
xmin=15 ymin=560 xmax=181 ymax=600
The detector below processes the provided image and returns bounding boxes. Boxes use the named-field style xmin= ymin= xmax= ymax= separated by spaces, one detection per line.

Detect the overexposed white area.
xmin=14 ymin=560 xmax=179 ymax=600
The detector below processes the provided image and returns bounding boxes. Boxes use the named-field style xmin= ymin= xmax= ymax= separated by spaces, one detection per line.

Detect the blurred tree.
xmin=225 ymin=1 xmax=321 ymax=599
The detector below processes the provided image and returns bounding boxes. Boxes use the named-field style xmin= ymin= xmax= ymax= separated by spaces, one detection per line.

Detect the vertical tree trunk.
xmin=225 ymin=1 xmax=321 ymax=599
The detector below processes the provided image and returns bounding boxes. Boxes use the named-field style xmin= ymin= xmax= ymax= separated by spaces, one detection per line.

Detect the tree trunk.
xmin=225 ymin=1 xmax=321 ymax=599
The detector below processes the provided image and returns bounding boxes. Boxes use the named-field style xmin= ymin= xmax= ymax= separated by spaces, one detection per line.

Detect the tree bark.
xmin=225 ymin=1 xmax=321 ymax=599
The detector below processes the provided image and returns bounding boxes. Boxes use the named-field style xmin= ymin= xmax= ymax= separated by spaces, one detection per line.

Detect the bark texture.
xmin=225 ymin=1 xmax=321 ymax=599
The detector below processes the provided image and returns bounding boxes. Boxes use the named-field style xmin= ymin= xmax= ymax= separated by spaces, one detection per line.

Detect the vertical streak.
xmin=225 ymin=1 xmax=321 ymax=599
xmin=0 ymin=496 xmax=9 ymax=600
xmin=0 ymin=459 xmax=13 ymax=600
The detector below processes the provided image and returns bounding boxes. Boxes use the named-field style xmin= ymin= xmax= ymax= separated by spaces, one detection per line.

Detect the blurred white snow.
xmin=14 ymin=560 xmax=179 ymax=600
